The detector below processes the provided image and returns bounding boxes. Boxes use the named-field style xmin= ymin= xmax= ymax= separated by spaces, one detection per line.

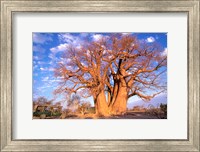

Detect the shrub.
xmin=145 ymin=104 xmax=167 ymax=119
xmin=87 ymin=107 xmax=95 ymax=114
xmin=160 ymin=103 xmax=167 ymax=115
xmin=52 ymin=111 xmax=62 ymax=116
xmin=33 ymin=110 xmax=51 ymax=117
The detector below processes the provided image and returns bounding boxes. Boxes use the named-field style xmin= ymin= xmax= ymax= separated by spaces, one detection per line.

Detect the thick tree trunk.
xmin=111 ymin=86 xmax=128 ymax=114
xmin=110 ymin=60 xmax=129 ymax=114
xmin=107 ymin=90 xmax=111 ymax=106
xmin=95 ymin=90 xmax=109 ymax=116
xmin=108 ymin=80 xmax=119 ymax=106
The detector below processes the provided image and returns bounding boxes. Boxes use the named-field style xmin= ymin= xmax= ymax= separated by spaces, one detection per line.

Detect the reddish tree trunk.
xmin=111 ymin=81 xmax=128 ymax=114
xmin=95 ymin=90 xmax=109 ymax=116
xmin=107 ymin=91 xmax=111 ymax=106
xmin=110 ymin=71 xmax=128 ymax=114
xmin=108 ymin=81 xmax=119 ymax=107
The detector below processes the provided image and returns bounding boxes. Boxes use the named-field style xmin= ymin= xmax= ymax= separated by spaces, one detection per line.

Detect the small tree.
xmin=160 ymin=103 xmax=167 ymax=116
xmin=37 ymin=96 xmax=48 ymax=105
xmin=132 ymin=106 xmax=140 ymax=111
xmin=78 ymin=102 xmax=91 ymax=115
xmin=67 ymin=94 xmax=81 ymax=113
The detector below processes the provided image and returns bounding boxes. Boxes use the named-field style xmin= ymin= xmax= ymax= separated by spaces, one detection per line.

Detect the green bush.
xmin=33 ymin=110 xmax=51 ymax=117
xmin=52 ymin=112 xmax=62 ymax=116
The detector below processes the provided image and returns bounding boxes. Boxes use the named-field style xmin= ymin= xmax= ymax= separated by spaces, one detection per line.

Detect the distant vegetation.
xmin=130 ymin=103 xmax=167 ymax=119
xmin=33 ymin=96 xmax=167 ymax=119
xmin=33 ymin=95 xmax=93 ymax=119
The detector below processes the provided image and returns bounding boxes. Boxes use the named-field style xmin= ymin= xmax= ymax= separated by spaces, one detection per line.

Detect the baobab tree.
xmin=104 ymin=35 xmax=167 ymax=114
xmin=54 ymin=34 xmax=167 ymax=116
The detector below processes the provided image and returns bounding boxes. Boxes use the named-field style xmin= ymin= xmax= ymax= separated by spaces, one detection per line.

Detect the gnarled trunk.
xmin=95 ymin=90 xmax=109 ymax=116
xmin=111 ymin=86 xmax=128 ymax=114
xmin=110 ymin=60 xmax=129 ymax=114
xmin=108 ymin=80 xmax=119 ymax=107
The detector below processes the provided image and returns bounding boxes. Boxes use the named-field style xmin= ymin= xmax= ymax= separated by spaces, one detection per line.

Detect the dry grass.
xmin=33 ymin=107 xmax=167 ymax=119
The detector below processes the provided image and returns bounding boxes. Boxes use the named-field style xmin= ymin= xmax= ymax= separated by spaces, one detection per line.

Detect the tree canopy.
xmin=54 ymin=34 xmax=167 ymax=116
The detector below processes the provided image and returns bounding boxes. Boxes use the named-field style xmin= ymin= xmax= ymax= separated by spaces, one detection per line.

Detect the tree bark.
xmin=108 ymin=80 xmax=119 ymax=107
xmin=110 ymin=60 xmax=129 ymax=114
xmin=111 ymin=86 xmax=128 ymax=114
xmin=107 ymin=91 xmax=111 ymax=105
xmin=95 ymin=90 xmax=109 ymax=116
xmin=111 ymin=75 xmax=128 ymax=114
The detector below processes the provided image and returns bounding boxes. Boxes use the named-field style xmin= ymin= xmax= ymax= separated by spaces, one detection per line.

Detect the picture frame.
xmin=0 ymin=0 xmax=199 ymax=151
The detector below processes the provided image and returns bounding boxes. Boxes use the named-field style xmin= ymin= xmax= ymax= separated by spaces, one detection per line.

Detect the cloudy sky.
xmin=33 ymin=32 xmax=167 ymax=106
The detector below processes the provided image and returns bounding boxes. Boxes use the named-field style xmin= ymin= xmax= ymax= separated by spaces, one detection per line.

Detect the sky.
xmin=33 ymin=32 xmax=167 ymax=107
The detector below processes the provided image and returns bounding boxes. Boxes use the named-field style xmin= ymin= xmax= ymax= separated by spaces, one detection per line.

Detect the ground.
xmin=33 ymin=111 xmax=167 ymax=119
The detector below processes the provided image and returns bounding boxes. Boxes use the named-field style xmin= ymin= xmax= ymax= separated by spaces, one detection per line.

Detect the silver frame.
xmin=1 ymin=0 xmax=199 ymax=151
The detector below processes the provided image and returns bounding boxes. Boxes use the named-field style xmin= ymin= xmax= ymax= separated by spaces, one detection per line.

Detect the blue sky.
xmin=33 ymin=32 xmax=167 ymax=106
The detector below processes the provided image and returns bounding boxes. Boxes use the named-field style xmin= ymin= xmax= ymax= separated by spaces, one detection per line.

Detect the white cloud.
xmin=48 ymin=53 xmax=55 ymax=59
xmin=57 ymin=43 xmax=69 ymax=50
xmin=33 ymin=45 xmax=45 ymax=53
xmin=80 ymin=33 xmax=88 ymax=37
xmin=161 ymin=48 xmax=167 ymax=56
xmin=146 ymin=36 xmax=155 ymax=43
xmin=101 ymin=45 xmax=106 ymax=49
xmin=103 ymin=50 xmax=107 ymax=55
xmin=48 ymin=67 xmax=55 ymax=72
xmin=48 ymin=61 xmax=54 ymax=65
xmin=122 ymin=32 xmax=131 ymax=36
xmin=58 ymin=33 xmax=74 ymax=43
xmin=108 ymin=55 xmax=113 ymax=59
xmin=85 ymin=50 xmax=90 ymax=57
xmin=128 ymin=71 xmax=132 ymax=74
xmin=33 ymin=56 xmax=40 ymax=60
xmin=37 ymin=61 xmax=46 ymax=65
xmin=91 ymin=34 xmax=110 ymax=42
xmin=42 ymin=76 xmax=49 ymax=81
xmin=50 ymin=43 xmax=69 ymax=53
xmin=76 ymin=45 xmax=82 ymax=50
xmin=36 ymin=85 xmax=52 ymax=93
xmin=40 ymin=67 xmax=48 ymax=71
xmin=58 ymin=33 xmax=81 ymax=46
xmin=33 ymin=65 xmax=38 ymax=70
xmin=92 ymin=34 xmax=103 ymax=41
xmin=33 ymin=73 xmax=38 ymax=77
xmin=33 ymin=33 xmax=52 ymax=44
xmin=66 ymin=58 xmax=71 ymax=63
xmin=48 ymin=79 xmax=62 ymax=83
xmin=57 ymin=76 xmax=64 ymax=78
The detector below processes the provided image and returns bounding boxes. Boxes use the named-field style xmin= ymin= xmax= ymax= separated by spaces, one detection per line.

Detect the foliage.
xmin=77 ymin=102 xmax=91 ymax=115
xmin=37 ymin=96 xmax=48 ymax=104
xmin=33 ymin=110 xmax=51 ymax=117
xmin=33 ymin=96 xmax=53 ymax=106
xmin=33 ymin=96 xmax=62 ymax=118
xmin=145 ymin=103 xmax=167 ymax=119
xmin=33 ymin=110 xmax=61 ymax=118
xmin=132 ymin=106 xmax=145 ymax=112
xmin=51 ymin=111 xmax=62 ymax=116
xmin=160 ymin=103 xmax=167 ymax=115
